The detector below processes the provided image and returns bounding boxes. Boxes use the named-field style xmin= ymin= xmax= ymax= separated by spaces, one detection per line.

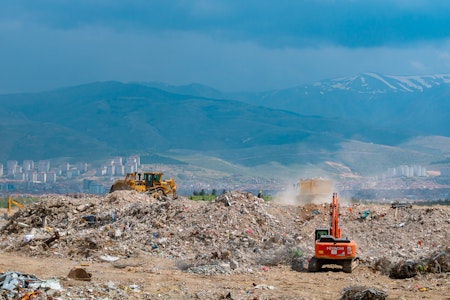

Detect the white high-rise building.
xmin=106 ymin=165 xmax=115 ymax=176
xmin=115 ymin=165 xmax=125 ymax=176
xmin=38 ymin=160 xmax=50 ymax=172
xmin=6 ymin=160 xmax=18 ymax=175
xmin=26 ymin=171 xmax=38 ymax=182
xmin=47 ymin=172 xmax=57 ymax=183
xmin=37 ymin=172 xmax=47 ymax=183
xmin=23 ymin=160 xmax=34 ymax=171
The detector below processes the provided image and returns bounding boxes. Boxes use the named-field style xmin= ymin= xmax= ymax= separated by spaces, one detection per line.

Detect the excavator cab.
xmin=314 ymin=228 xmax=329 ymax=241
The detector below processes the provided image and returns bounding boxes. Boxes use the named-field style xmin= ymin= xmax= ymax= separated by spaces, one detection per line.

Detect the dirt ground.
xmin=0 ymin=192 xmax=449 ymax=299
xmin=0 ymin=251 xmax=448 ymax=299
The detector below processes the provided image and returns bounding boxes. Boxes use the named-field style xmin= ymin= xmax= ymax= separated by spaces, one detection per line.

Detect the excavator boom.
xmin=7 ymin=196 xmax=24 ymax=217
xmin=330 ymin=192 xmax=341 ymax=238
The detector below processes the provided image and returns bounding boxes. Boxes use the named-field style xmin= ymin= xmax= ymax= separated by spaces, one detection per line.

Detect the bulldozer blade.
xmin=109 ymin=182 xmax=133 ymax=193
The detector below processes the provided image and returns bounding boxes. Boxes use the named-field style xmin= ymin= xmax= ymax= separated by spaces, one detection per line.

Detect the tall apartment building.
xmin=59 ymin=162 xmax=70 ymax=175
xmin=23 ymin=160 xmax=35 ymax=171
xmin=0 ymin=163 xmax=3 ymax=176
xmin=115 ymin=165 xmax=125 ymax=176
xmin=26 ymin=171 xmax=38 ymax=182
xmin=47 ymin=172 xmax=57 ymax=183
xmin=6 ymin=160 xmax=18 ymax=176
xmin=106 ymin=165 xmax=115 ymax=176
xmin=37 ymin=172 xmax=47 ymax=183
xmin=38 ymin=160 xmax=50 ymax=173
xmin=125 ymin=164 xmax=136 ymax=173
xmin=112 ymin=157 xmax=123 ymax=165
xmin=14 ymin=173 xmax=25 ymax=181
xmin=386 ymin=165 xmax=427 ymax=178
xmin=15 ymin=165 xmax=23 ymax=175
xmin=96 ymin=166 xmax=106 ymax=176
xmin=77 ymin=162 xmax=88 ymax=173
xmin=127 ymin=155 xmax=140 ymax=167
xmin=67 ymin=169 xmax=80 ymax=179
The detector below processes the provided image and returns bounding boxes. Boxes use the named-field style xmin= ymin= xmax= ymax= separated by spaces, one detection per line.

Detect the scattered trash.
xmin=23 ymin=234 xmax=34 ymax=243
xmin=358 ymin=210 xmax=370 ymax=220
xmin=0 ymin=190 xmax=449 ymax=298
xmin=81 ymin=214 xmax=97 ymax=225
xmin=100 ymin=255 xmax=120 ymax=262
xmin=391 ymin=201 xmax=412 ymax=209
xmin=253 ymin=284 xmax=274 ymax=290
xmin=0 ymin=271 xmax=62 ymax=298
xmin=44 ymin=231 xmax=60 ymax=247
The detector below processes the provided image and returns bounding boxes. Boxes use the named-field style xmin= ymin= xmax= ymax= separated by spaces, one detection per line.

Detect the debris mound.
xmin=0 ymin=191 xmax=304 ymax=272
xmin=1 ymin=191 xmax=449 ymax=276
xmin=340 ymin=286 xmax=387 ymax=300
xmin=389 ymin=260 xmax=417 ymax=279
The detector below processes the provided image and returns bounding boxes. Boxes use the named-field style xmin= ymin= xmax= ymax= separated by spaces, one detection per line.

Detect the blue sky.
xmin=2 ymin=1 xmax=450 ymax=93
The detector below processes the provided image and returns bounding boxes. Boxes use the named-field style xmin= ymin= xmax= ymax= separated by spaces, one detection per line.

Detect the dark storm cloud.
xmin=2 ymin=1 xmax=450 ymax=93
xmin=3 ymin=1 xmax=450 ymax=48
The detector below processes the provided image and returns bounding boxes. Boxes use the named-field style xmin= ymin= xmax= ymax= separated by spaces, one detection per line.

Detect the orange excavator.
xmin=308 ymin=192 xmax=357 ymax=273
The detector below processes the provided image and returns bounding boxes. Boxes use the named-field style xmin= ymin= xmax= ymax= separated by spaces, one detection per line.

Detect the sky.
xmin=2 ymin=0 xmax=450 ymax=93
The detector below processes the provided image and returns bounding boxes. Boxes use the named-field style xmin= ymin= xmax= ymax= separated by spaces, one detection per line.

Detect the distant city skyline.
xmin=2 ymin=1 xmax=450 ymax=93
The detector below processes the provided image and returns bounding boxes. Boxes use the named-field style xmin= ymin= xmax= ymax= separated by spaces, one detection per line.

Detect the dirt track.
xmin=0 ymin=191 xmax=449 ymax=299
xmin=0 ymin=251 xmax=448 ymax=299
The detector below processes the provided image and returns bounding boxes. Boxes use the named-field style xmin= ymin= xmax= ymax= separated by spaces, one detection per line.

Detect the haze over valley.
xmin=0 ymin=74 xmax=449 ymax=199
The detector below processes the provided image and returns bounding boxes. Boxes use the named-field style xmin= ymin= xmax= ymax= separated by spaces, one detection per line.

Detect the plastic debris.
xmin=0 ymin=271 xmax=62 ymax=298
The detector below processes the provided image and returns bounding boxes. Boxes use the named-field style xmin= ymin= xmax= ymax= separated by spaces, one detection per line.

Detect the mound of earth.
xmin=0 ymin=191 xmax=449 ymax=299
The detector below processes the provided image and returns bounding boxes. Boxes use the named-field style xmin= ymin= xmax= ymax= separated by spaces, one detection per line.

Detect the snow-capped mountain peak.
xmin=316 ymin=73 xmax=450 ymax=94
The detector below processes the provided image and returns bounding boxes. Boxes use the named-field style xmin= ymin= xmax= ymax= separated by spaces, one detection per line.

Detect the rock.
xmin=340 ymin=286 xmax=388 ymax=300
xmin=389 ymin=260 xmax=417 ymax=279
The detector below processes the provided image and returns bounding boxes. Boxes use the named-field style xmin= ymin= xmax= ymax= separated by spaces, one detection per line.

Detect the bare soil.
xmin=0 ymin=192 xmax=449 ymax=299
xmin=0 ymin=252 xmax=448 ymax=299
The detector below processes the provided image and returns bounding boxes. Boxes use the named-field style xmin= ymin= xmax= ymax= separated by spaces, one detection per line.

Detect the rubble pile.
xmin=1 ymin=191 xmax=449 ymax=276
xmin=0 ymin=191 xmax=303 ymax=273
xmin=345 ymin=204 xmax=450 ymax=274
xmin=340 ymin=286 xmax=387 ymax=300
xmin=0 ymin=270 xmax=147 ymax=299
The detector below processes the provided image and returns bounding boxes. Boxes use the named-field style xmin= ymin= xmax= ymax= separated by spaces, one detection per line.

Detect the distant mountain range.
xmin=0 ymin=73 xmax=449 ymax=177
xmin=145 ymin=73 xmax=450 ymax=137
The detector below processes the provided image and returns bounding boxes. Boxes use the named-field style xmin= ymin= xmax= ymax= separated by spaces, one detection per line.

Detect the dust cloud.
xmin=272 ymin=185 xmax=330 ymax=206
xmin=272 ymin=179 xmax=353 ymax=207
xmin=272 ymin=186 xmax=299 ymax=205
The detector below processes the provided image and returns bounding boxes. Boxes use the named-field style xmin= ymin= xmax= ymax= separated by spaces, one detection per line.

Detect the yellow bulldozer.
xmin=109 ymin=172 xmax=177 ymax=199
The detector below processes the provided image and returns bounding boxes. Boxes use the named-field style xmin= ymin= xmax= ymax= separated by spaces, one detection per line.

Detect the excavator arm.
xmin=7 ymin=196 xmax=24 ymax=216
xmin=329 ymin=192 xmax=341 ymax=238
